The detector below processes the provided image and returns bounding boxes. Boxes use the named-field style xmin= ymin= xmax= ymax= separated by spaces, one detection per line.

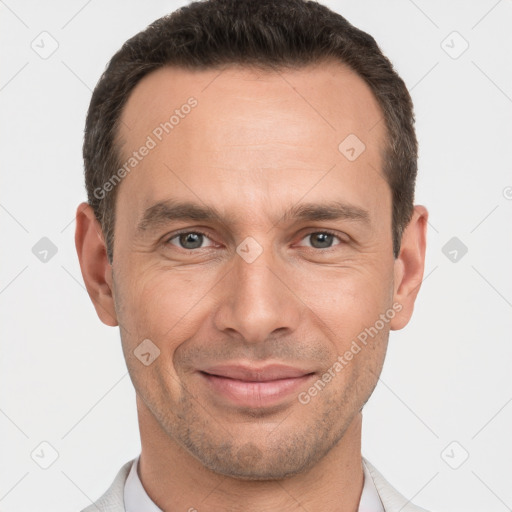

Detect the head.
xmin=76 ymin=0 xmax=427 ymax=480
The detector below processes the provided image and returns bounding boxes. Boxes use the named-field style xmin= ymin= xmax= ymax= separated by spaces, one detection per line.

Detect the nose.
xmin=212 ymin=240 xmax=301 ymax=345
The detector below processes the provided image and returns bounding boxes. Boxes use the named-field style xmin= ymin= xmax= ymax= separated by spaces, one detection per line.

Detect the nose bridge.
xmin=213 ymin=235 xmax=300 ymax=343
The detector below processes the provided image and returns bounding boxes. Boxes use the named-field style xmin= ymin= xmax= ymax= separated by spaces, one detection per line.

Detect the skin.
xmin=76 ymin=61 xmax=428 ymax=512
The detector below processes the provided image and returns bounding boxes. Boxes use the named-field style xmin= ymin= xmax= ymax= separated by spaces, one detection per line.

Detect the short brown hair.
xmin=83 ymin=0 xmax=418 ymax=262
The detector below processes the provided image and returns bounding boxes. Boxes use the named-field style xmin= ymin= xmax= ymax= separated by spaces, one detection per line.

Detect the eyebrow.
xmin=136 ymin=198 xmax=370 ymax=233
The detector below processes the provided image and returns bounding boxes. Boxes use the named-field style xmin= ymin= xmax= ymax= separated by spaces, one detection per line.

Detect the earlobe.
xmin=75 ymin=202 xmax=118 ymax=327
xmin=390 ymin=205 xmax=428 ymax=331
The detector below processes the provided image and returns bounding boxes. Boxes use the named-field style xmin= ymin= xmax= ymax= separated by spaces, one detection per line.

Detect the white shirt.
xmin=124 ymin=455 xmax=385 ymax=512
xmin=124 ymin=456 xmax=161 ymax=512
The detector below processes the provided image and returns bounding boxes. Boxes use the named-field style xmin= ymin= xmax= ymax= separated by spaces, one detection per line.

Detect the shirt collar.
xmin=360 ymin=458 xmax=385 ymax=512
xmin=124 ymin=456 xmax=162 ymax=512
xmin=124 ymin=456 xmax=385 ymax=512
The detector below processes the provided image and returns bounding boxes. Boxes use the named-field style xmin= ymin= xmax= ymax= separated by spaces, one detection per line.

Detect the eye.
xmin=164 ymin=229 xmax=347 ymax=252
xmin=166 ymin=231 xmax=216 ymax=250
xmin=297 ymin=230 xmax=346 ymax=250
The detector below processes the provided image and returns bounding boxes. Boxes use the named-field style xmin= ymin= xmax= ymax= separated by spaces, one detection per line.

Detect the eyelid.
xmin=164 ymin=228 xmax=349 ymax=251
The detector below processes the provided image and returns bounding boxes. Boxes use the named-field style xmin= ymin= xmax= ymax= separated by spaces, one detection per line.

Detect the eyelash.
xmin=164 ymin=229 xmax=347 ymax=251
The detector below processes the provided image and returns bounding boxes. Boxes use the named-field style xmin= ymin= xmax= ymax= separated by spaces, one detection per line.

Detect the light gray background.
xmin=1 ymin=1 xmax=511 ymax=511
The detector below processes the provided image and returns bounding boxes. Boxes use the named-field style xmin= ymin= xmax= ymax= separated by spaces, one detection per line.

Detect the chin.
xmin=196 ymin=445 xmax=314 ymax=481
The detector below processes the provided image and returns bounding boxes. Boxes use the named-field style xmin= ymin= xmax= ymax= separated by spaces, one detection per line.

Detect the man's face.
xmin=111 ymin=62 xmax=396 ymax=478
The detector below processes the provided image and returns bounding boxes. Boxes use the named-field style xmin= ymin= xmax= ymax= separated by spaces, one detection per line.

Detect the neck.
xmin=136 ymin=397 xmax=364 ymax=512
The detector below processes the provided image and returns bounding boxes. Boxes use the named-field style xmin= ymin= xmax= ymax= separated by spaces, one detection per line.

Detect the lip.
xmin=199 ymin=364 xmax=316 ymax=408
xmin=202 ymin=363 xmax=313 ymax=381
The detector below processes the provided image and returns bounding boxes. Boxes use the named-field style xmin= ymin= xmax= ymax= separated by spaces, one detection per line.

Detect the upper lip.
xmin=200 ymin=364 xmax=314 ymax=382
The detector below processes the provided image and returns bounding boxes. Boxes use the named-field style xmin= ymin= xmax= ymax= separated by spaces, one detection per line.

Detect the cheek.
xmin=116 ymin=266 xmax=214 ymax=349
xmin=293 ymin=264 xmax=394 ymax=338
xmin=114 ymin=271 xmax=199 ymax=406
xmin=115 ymin=246 xmax=394 ymax=347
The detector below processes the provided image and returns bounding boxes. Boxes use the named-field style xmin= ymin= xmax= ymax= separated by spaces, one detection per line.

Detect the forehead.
xmin=115 ymin=61 xmax=388 ymax=224
xmin=119 ymin=61 xmax=385 ymax=150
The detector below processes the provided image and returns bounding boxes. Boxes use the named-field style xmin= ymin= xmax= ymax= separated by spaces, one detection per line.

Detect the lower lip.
xmin=200 ymin=372 xmax=315 ymax=408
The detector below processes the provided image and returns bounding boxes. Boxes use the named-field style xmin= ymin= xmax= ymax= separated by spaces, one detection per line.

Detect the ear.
xmin=75 ymin=202 xmax=118 ymax=326
xmin=390 ymin=205 xmax=428 ymax=331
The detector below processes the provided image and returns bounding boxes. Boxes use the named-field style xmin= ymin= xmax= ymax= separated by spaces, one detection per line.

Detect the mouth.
xmin=198 ymin=364 xmax=316 ymax=408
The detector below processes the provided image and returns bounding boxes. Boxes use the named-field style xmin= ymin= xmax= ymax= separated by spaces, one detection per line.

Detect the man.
xmin=75 ymin=0 xmax=429 ymax=510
